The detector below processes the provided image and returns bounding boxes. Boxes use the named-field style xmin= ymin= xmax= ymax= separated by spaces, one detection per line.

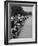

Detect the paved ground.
xmin=18 ymin=16 xmax=32 ymax=38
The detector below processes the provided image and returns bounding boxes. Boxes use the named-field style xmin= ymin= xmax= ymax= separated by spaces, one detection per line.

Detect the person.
xmin=11 ymin=6 xmax=32 ymax=38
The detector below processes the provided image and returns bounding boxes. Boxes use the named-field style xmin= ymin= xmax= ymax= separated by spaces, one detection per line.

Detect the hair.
xmin=11 ymin=6 xmax=27 ymax=16
xmin=11 ymin=6 xmax=32 ymax=17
